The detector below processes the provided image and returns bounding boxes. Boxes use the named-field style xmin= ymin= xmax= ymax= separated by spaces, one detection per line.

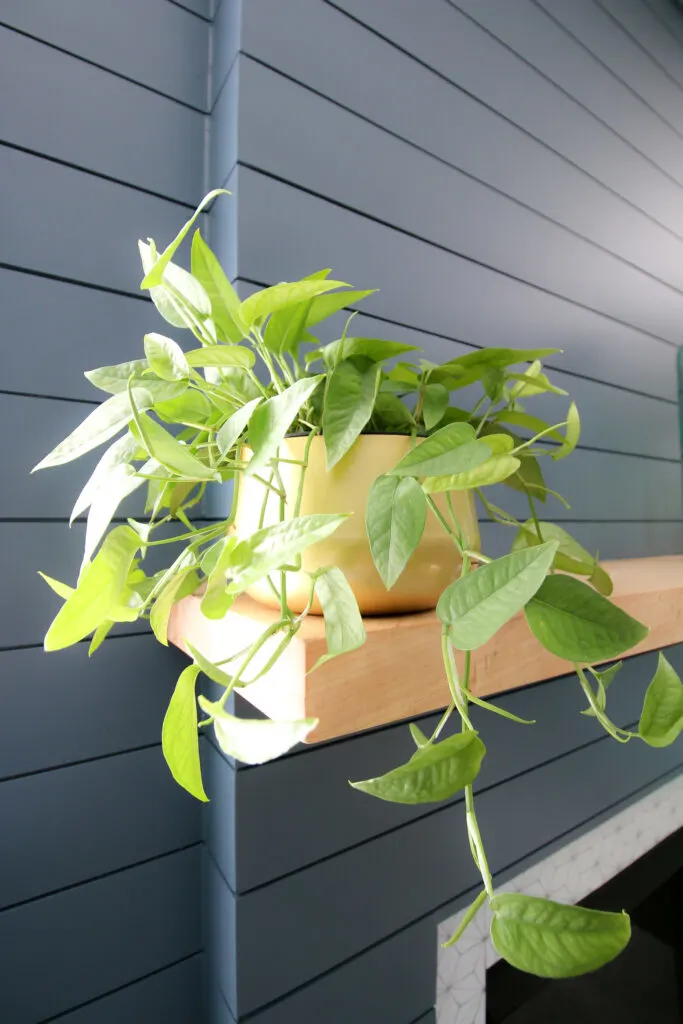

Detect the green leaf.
xmin=82 ymin=462 xmax=142 ymax=565
xmin=525 ymin=575 xmax=649 ymax=663
xmin=430 ymin=348 xmax=561 ymax=389
xmin=350 ymin=731 xmax=486 ymax=804
xmin=508 ymin=361 xmax=567 ymax=398
xmin=44 ymin=525 xmax=141 ymax=650
xmin=38 ymin=572 xmax=74 ymax=600
xmin=639 ymin=653 xmax=683 ymax=747
xmin=582 ymin=661 xmax=622 ymax=716
xmin=133 ymin=412 xmax=219 ymax=481
xmin=366 ymin=475 xmax=427 ymax=589
xmin=308 ymin=337 xmax=418 ymax=368
xmin=85 ymin=359 xmax=149 ymax=394
xmin=88 ymin=620 xmax=114 ymax=655
xmin=185 ymin=345 xmax=255 ymax=369
xmin=70 ymin=432 xmax=139 ymax=523
xmin=305 ymin=289 xmax=377 ymax=328
xmin=246 ymin=376 xmax=323 ymax=476
xmin=240 ymin=280 xmax=350 ymax=328
xmin=423 ymin=454 xmax=521 ymax=492
xmin=139 ymin=241 xmax=210 ymax=327
xmin=490 ymin=893 xmax=631 ymax=978
xmin=504 ymin=453 xmax=547 ymax=504
xmin=409 ymin=723 xmax=430 ymax=748
xmin=554 ymin=401 xmax=581 ymax=460
xmin=312 ymin=567 xmax=366 ymax=668
xmin=323 ymin=361 xmax=382 ymax=468
xmin=150 ymin=562 xmax=198 ymax=645
xmin=437 ymin=541 xmax=558 ymax=650
xmin=143 ymin=333 xmax=190 ymax=380
xmin=422 ymin=383 xmax=449 ymax=430
xmin=33 ymin=388 xmax=154 ymax=470
xmin=236 ymin=514 xmax=348 ymax=585
xmin=217 ymin=398 xmax=262 ymax=457
xmin=373 ymin=392 xmax=415 ymax=430
xmin=155 ymin=390 xmax=213 ymax=427
xmin=388 ymin=423 xmax=490 ymax=479
xmin=492 ymin=410 xmax=565 ymax=444
xmin=190 ymin=230 xmax=249 ymax=343
xmin=141 ymin=189 xmax=228 ymax=289
xmin=590 ymin=562 xmax=614 ymax=597
xmin=186 ymin=642 xmax=233 ymax=688
xmin=198 ymin=697 xmax=318 ymax=763
xmin=264 ymin=295 xmax=313 ymax=356
xmin=512 ymin=522 xmax=612 ymax=592
xmin=162 ymin=664 xmax=208 ymax=802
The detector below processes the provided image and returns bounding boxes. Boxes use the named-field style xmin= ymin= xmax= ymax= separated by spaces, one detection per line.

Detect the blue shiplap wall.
xmin=0 ymin=3 xmax=214 ymax=1019
xmin=206 ymin=1 xmax=683 ymax=1021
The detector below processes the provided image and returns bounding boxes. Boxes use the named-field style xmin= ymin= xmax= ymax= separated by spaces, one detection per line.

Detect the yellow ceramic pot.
xmin=234 ymin=434 xmax=480 ymax=615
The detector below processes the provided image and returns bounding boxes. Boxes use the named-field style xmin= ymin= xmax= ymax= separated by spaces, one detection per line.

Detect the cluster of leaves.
xmin=34 ymin=191 xmax=683 ymax=983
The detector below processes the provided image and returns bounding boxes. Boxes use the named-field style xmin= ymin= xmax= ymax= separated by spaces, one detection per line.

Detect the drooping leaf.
xmin=308 ymin=337 xmax=418 ymax=368
xmin=423 ymin=454 xmax=521 ymax=492
xmin=437 ymin=541 xmax=558 ymax=650
xmin=187 ymin=642 xmax=233 ymax=689
xmin=409 ymin=723 xmax=430 ymax=748
xmin=70 ymin=432 xmax=140 ymax=523
xmin=82 ymin=462 xmax=142 ymax=565
xmin=141 ymin=189 xmax=228 ymax=289
xmin=240 ymin=280 xmax=350 ymax=327
xmin=33 ymin=388 xmax=154 ymax=470
xmin=312 ymin=567 xmax=366 ymax=668
xmin=44 ymin=525 xmax=141 ymax=650
xmin=38 ymin=573 xmax=74 ymax=600
xmin=143 ymin=333 xmax=190 ymax=381
xmin=150 ymin=560 xmax=199 ymax=645
xmin=504 ymin=453 xmax=548 ymax=504
xmin=422 ymin=383 xmax=449 ymax=430
xmin=132 ymin=412 xmax=219 ymax=481
xmin=217 ymin=398 xmax=262 ymax=457
xmin=508 ymin=361 xmax=567 ymax=398
xmin=139 ymin=240 xmax=210 ymax=327
xmin=553 ymin=401 xmax=581 ymax=460
xmin=85 ymin=359 xmax=149 ymax=394
xmin=305 ymin=289 xmax=377 ymax=328
xmin=235 ymin=514 xmax=348 ymax=586
xmin=373 ymin=392 xmax=415 ymax=430
xmin=582 ymin=661 xmax=622 ymax=717
xmin=430 ymin=348 xmax=561 ymax=389
xmin=492 ymin=409 xmax=565 ymax=444
xmin=323 ymin=361 xmax=382 ymax=468
xmin=366 ymin=475 xmax=427 ymax=589
xmin=525 ymin=575 xmax=649 ymax=663
xmin=185 ymin=346 xmax=255 ymax=369
xmin=89 ymin=620 xmax=114 ymax=655
xmin=190 ymin=229 xmax=249 ymax=343
xmin=198 ymin=697 xmax=317 ymax=763
xmin=490 ymin=893 xmax=630 ymax=978
xmin=388 ymin=423 xmax=490 ymax=479
xmin=512 ymin=521 xmax=612 ymax=594
xmin=639 ymin=653 xmax=683 ymax=747
xmin=350 ymin=731 xmax=486 ymax=804
xmin=161 ymin=664 xmax=208 ymax=802
xmin=246 ymin=376 xmax=323 ymax=476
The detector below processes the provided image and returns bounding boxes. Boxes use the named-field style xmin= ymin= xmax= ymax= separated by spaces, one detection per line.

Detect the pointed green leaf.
xmin=554 ymin=401 xmax=581 ymax=460
xmin=185 ymin=345 xmax=255 ymax=369
xmin=150 ymin=561 xmax=198 ymax=645
xmin=143 ymin=333 xmax=190 ymax=380
xmin=639 ymin=653 xmax=683 ymax=747
xmin=141 ymin=189 xmax=228 ymax=289
xmin=44 ymin=526 xmax=141 ymax=650
xmin=305 ymin=289 xmax=376 ymax=328
xmin=492 ymin=410 xmax=565 ymax=444
xmin=190 ymin=229 xmax=249 ymax=343
xmin=323 ymin=361 xmax=382 ymax=468
xmin=236 ymin=514 xmax=348 ymax=586
xmin=82 ymin=462 xmax=141 ymax=565
xmin=246 ymin=376 xmax=323 ymax=476
xmin=70 ymin=432 xmax=139 ymax=523
xmin=89 ymin=620 xmax=114 ymax=655
xmin=350 ymin=731 xmax=485 ymax=804
xmin=582 ymin=662 xmax=622 ymax=716
xmin=504 ymin=453 xmax=547 ymax=504
xmin=312 ymin=567 xmax=366 ymax=669
xmin=422 ymin=383 xmax=449 ymax=430
xmin=309 ymin=337 xmax=418 ymax=368
xmin=508 ymin=361 xmax=567 ymax=398
xmin=437 ymin=541 xmax=558 ymax=650
xmin=85 ymin=359 xmax=149 ymax=394
xmin=162 ymin=664 xmax=208 ymax=802
xmin=198 ymin=697 xmax=317 ymax=763
xmin=490 ymin=893 xmax=630 ymax=978
xmin=133 ymin=412 xmax=219 ymax=481
xmin=217 ymin=398 xmax=262 ymax=457
xmin=264 ymin=296 xmax=313 ymax=356
xmin=430 ymin=348 xmax=561 ymax=389
xmin=512 ymin=521 xmax=612 ymax=593
xmin=373 ymin=392 xmax=415 ymax=430
xmin=366 ymin=475 xmax=427 ymax=589
xmin=139 ymin=241 xmax=210 ymax=327
xmin=187 ymin=642 xmax=233 ymax=688
xmin=525 ymin=575 xmax=649 ymax=663
xmin=590 ymin=562 xmax=614 ymax=597
xmin=38 ymin=573 xmax=74 ymax=600
xmin=423 ymin=454 xmax=521 ymax=492
xmin=388 ymin=423 xmax=490 ymax=479
xmin=240 ymin=280 xmax=350 ymax=327
xmin=33 ymin=388 xmax=154 ymax=470
xmin=409 ymin=723 xmax=430 ymax=749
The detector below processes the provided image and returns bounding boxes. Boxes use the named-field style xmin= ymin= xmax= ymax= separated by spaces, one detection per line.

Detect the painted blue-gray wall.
xmin=206 ymin=1 xmax=683 ymax=1021
xmin=0 ymin=2 xmax=214 ymax=1019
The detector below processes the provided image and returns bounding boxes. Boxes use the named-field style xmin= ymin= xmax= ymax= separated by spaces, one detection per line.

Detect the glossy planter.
xmin=233 ymin=434 xmax=480 ymax=615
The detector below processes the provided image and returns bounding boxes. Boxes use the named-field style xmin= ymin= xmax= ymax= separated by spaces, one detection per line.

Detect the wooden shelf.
xmin=168 ymin=556 xmax=683 ymax=743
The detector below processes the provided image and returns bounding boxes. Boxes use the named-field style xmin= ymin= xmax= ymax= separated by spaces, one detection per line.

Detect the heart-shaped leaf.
xmin=161 ymin=664 xmax=208 ymax=802
xmin=246 ymin=376 xmax=323 ymax=476
xmin=313 ymin=567 xmax=366 ymax=668
xmin=423 ymin=454 xmax=520 ymax=492
xmin=639 ymin=653 xmax=683 ymax=747
xmin=366 ymin=475 xmax=427 ymax=588
xmin=323 ymin=361 xmax=382 ymax=468
xmin=388 ymin=423 xmax=490 ymax=478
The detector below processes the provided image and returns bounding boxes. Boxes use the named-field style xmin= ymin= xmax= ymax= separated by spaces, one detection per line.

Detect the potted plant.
xmin=34 ymin=191 xmax=683 ymax=981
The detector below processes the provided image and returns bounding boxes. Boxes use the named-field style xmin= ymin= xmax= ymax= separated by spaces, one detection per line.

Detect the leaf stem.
xmin=442 ymin=889 xmax=488 ymax=948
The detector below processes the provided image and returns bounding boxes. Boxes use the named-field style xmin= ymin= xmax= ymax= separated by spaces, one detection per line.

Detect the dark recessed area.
xmin=486 ymin=827 xmax=683 ymax=1024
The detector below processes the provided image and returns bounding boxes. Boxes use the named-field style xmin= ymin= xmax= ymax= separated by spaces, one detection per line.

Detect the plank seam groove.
xmin=37 ymin=951 xmax=203 ymax=1024
xmin=0 ymin=389 xmax=97 ymax=407
xmin=0 ymin=740 xmax=163 ymax=787
xmin=237 ymin=278 xmax=680 ymax=406
xmin=237 ymin=162 xmax=680 ymax=348
xmin=231 ymin=725 xmax=639 ymax=895
xmin=233 ymin=763 xmax=683 ymax=1020
xmin=444 ymin=0 xmax=683 ymax=195
xmin=241 ymin=51 xmax=683 ymax=294
xmin=0 ymin=139 xmax=199 ymax=210
xmin=211 ymin=48 xmax=240 ymax=114
xmin=530 ymin=0 xmax=683 ymax=140
xmin=165 ymin=0 xmax=213 ymax=23
xmin=320 ymin=0 xmax=683 ymax=244
xmin=592 ymin=0 xmax=683 ymax=96
xmin=0 ymin=20 xmax=209 ymax=114
xmin=0 ymin=842 xmax=201 ymax=917
xmin=0 ymin=631 xmax=150 ymax=655
xmin=0 ymin=262 xmax=152 ymax=304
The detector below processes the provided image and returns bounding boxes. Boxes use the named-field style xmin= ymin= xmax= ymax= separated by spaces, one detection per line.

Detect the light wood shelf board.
xmin=168 ymin=556 xmax=683 ymax=743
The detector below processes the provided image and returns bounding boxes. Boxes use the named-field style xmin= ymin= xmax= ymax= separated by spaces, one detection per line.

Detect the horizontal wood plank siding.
xmin=207 ymin=0 xmax=683 ymax=1018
